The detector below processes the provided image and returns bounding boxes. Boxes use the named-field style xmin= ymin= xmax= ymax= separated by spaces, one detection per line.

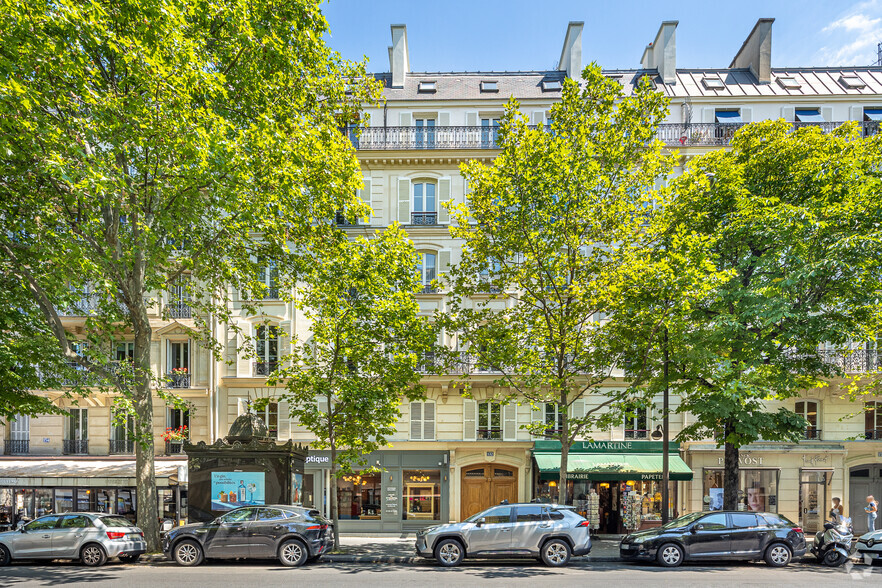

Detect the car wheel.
xmin=118 ymin=554 xmax=141 ymax=563
xmin=0 ymin=543 xmax=10 ymax=566
xmin=435 ymin=538 xmax=464 ymax=567
xmin=80 ymin=544 xmax=107 ymax=567
xmin=541 ymin=539 xmax=571 ymax=567
xmin=278 ymin=539 xmax=308 ymax=567
xmin=173 ymin=539 xmax=204 ymax=567
xmin=656 ymin=543 xmax=684 ymax=568
xmin=764 ymin=544 xmax=791 ymax=567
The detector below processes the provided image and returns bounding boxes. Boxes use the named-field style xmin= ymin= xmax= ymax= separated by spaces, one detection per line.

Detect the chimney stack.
xmin=640 ymin=21 xmax=678 ymax=85
xmin=558 ymin=21 xmax=584 ymax=79
xmin=389 ymin=24 xmax=409 ymax=88
xmin=730 ymin=18 xmax=774 ymax=84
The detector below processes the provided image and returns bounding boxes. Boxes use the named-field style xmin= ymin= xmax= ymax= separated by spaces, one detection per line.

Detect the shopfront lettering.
xmin=580 ymin=442 xmax=633 ymax=451
xmin=305 ymin=455 xmax=329 ymax=464
xmin=802 ymin=454 xmax=828 ymax=466
xmin=0 ymin=478 xmax=18 ymax=485
xmin=717 ymin=455 xmax=763 ymax=466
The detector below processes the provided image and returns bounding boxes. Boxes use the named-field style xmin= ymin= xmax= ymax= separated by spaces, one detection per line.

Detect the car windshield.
xmin=99 ymin=516 xmax=133 ymax=528
xmin=464 ymin=506 xmax=499 ymax=523
xmin=661 ymin=512 xmax=705 ymax=529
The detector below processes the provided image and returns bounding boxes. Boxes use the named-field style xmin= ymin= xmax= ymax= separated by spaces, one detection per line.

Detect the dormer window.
xmin=418 ymin=81 xmax=436 ymax=93
xmin=839 ymin=74 xmax=866 ymax=89
xmin=541 ymin=80 xmax=562 ymax=91
xmin=635 ymin=74 xmax=657 ymax=90
xmin=776 ymin=76 xmax=801 ymax=89
xmin=702 ymin=76 xmax=725 ymax=90
xmin=481 ymin=81 xmax=498 ymax=92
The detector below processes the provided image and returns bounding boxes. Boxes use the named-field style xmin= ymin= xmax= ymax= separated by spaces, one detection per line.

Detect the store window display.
xmin=703 ymin=469 xmax=779 ymax=512
xmin=336 ymin=472 xmax=382 ymax=520
xmin=403 ymin=470 xmax=441 ymax=520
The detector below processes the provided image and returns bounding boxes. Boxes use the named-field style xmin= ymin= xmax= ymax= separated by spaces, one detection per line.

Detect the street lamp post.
xmin=662 ymin=327 xmax=670 ymax=525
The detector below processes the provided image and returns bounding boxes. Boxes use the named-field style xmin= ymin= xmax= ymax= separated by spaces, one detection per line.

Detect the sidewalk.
xmin=323 ymin=535 xmax=622 ymax=564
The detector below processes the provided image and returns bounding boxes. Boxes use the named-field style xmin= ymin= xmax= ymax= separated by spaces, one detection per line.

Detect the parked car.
xmin=415 ymin=502 xmax=591 ymax=567
xmin=163 ymin=505 xmax=333 ymax=567
xmin=620 ymin=511 xmax=806 ymax=567
xmin=0 ymin=512 xmax=145 ymax=567
xmin=856 ymin=528 xmax=882 ymax=563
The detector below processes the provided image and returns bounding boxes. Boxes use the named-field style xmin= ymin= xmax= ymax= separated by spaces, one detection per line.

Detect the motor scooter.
xmin=811 ymin=516 xmax=854 ymax=567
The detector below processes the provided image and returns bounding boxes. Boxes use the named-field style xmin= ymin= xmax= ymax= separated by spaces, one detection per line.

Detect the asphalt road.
xmin=1 ymin=558 xmax=880 ymax=588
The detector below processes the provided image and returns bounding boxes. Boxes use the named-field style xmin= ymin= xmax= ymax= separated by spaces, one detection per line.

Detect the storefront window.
xmin=77 ymin=489 xmax=94 ymax=512
xmin=35 ymin=489 xmax=53 ymax=517
xmin=293 ymin=473 xmax=315 ymax=508
xmin=14 ymin=488 xmax=34 ymax=525
xmin=117 ymin=489 xmax=137 ymax=521
xmin=159 ymin=488 xmax=176 ymax=520
xmin=336 ymin=472 xmax=381 ymax=520
xmin=95 ymin=489 xmax=115 ymax=514
xmin=0 ymin=488 xmax=13 ymax=531
xmin=56 ymin=489 xmax=74 ymax=513
xmin=403 ymin=470 xmax=441 ymax=521
xmin=703 ymin=468 xmax=779 ymax=512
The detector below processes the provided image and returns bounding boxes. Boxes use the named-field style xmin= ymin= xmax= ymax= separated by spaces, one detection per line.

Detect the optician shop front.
xmin=532 ymin=441 xmax=693 ymax=534
xmin=298 ymin=449 xmax=450 ymax=533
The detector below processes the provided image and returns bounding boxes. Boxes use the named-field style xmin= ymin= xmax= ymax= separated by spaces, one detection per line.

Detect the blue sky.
xmin=322 ymin=0 xmax=882 ymax=72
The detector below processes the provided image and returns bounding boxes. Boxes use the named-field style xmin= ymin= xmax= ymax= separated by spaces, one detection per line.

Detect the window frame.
xmin=416 ymin=252 xmax=437 ymax=289
xmin=66 ymin=408 xmax=88 ymax=442
xmin=795 ymin=400 xmax=820 ymax=439
xmin=477 ymin=401 xmax=503 ymax=440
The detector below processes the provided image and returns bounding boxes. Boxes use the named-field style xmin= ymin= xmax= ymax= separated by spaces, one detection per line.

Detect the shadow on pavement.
xmin=4 ymin=560 xmax=129 ymax=585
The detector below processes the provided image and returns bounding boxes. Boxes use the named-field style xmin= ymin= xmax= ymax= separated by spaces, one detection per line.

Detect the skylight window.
xmin=480 ymin=81 xmax=498 ymax=92
xmin=541 ymin=80 xmax=562 ymax=91
xmin=840 ymin=74 xmax=866 ymax=89
xmin=417 ymin=81 xmax=436 ymax=93
xmin=702 ymin=77 xmax=725 ymax=90
xmin=776 ymin=76 xmax=802 ymax=89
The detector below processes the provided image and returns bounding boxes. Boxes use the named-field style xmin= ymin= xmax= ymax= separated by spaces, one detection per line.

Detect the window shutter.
xmin=438 ymin=177 xmax=451 ymax=224
xmin=463 ymin=399 xmax=477 ymax=441
xmin=237 ymin=325 xmax=252 ymax=377
xmin=503 ymin=403 xmax=518 ymax=441
xmin=466 ymin=112 xmax=478 ymax=126
xmin=410 ymin=401 xmax=423 ymax=441
xmin=278 ymin=399 xmax=290 ymax=440
xmin=701 ymin=107 xmax=714 ymax=123
xmin=850 ymin=106 xmax=864 ymax=121
xmin=821 ymin=107 xmax=833 ymax=122
xmin=359 ymin=177 xmax=372 ymax=224
xmin=237 ymin=397 xmax=249 ymax=416
xmin=780 ymin=106 xmax=795 ymax=122
xmin=572 ymin=399 xmax=585 ymax=420
xmin=397 ymin=177 xmax=411 ymax=224
xmin=531 ymin=403 xmax=544 ymax=440
xmin=532 ymin=111 xmax=545 ymax=125
xmin=399 ymin=112 xmax=412 ymax=126
xmin=317 ymin=398 xmax=329 ymax=419
xmin=740 ymin=107 xmax=752 ymax=123
xmin=438 ymin=250 xmax=451 ymax=277
xmin=424 ymin=401 xmax=436 ymax=440
xmin=439 ymin=112 xmax=450 ymax=126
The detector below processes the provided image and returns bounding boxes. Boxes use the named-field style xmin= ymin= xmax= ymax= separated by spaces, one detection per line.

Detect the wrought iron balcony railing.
xmin=477 ymin=427 xmax=503 ymax=440
xmin=254 ymin=361 xmax=280 ymax=377
xmin=165 ymin=441 xmax=185 ymax=455
xmin=803 ymin=428 xmax=822 ymax=440
xmin=351 ymin=121 xmax=880 ymax=150
xmin=63 ymin=439 xmax=89 ymax=455
xmin=166 ymin=301 xmax=192 ymax=319
xmin=164 ymin=373 xmax=191 ymax=389
xmin=625 ymin=429 xmax=649 ymax=440
xmin=4 ymin=439 xmax=29 ymax=455
xmin=109 ymin=439 xmax=135 ymax=454
xmin=411 ymin=212 xmax=438 ymax=226
xmin=865 ymin=430 xmax=882 ymax=440
xmin=60 ymin=293 xmax=128 ymax=316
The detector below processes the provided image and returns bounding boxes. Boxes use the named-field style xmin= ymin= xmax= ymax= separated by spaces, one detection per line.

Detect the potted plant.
xmin=162 ymin=426 xmax=188 ymax=453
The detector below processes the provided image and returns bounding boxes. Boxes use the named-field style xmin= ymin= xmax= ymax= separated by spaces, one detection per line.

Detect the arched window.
xmin=795 ymin=400 xmax=820 ymax=440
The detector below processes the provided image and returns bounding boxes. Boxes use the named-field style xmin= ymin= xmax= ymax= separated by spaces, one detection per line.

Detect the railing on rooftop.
xmin=352 ymin=121 xmax=880 ymax=150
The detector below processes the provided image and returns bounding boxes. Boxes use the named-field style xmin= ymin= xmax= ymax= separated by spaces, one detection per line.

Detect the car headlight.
xmin=632 ymin=537 xmax=646 ymax=544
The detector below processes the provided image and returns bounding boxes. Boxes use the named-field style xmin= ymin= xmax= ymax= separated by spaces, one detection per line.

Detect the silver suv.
xmin=416 ymin=502 xmax=591 ymax=567
xmin=0 ymin=513 xmax=145 ymax=567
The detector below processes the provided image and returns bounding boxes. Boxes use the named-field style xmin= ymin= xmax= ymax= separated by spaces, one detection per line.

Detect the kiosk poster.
xmin=211 ymin=472 xmax=265 ymax=511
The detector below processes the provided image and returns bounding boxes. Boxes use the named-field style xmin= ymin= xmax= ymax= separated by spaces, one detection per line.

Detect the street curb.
xmin=321 ymin=555 xmax=623 ymax=564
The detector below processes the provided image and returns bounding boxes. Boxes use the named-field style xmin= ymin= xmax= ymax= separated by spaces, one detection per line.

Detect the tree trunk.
xmin=132 ymin=312 xmax=159 ymax=552
xmin=723 ymin=420 xmax=739 ymax=511
xmin=330 ymin=440 xmax=340 ymax=549
xmin=559 ymin=390 xmax=569 ymax=505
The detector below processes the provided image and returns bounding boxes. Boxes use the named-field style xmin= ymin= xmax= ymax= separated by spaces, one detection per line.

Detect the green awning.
xmin=534 ymin=453 xmax=693 ymax=481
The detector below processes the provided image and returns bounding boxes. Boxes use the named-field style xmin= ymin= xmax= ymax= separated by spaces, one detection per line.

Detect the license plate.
xmin=127 ymin=533 xmax=142 ymax=540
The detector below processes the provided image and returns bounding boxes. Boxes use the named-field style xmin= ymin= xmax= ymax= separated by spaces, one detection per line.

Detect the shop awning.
xmin=534 ymin=453 xmax=693 ymax=481
xmin=0 ymin=460 xmax=186 ymax=486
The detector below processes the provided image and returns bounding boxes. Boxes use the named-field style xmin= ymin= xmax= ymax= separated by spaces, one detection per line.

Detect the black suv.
xmin=163 ymin=505 xmax=333 ymax=567
xmin=620 ymin=511 xmax=806 ymax=567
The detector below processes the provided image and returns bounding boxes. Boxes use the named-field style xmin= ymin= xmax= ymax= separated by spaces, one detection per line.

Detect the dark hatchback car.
xmin=163 ymin=505 xmax=333 ymax=567
xmin=620 ymin=511 xmax=806 ymax=568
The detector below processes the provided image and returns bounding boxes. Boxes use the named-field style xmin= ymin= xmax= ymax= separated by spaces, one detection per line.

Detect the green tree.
xmin=654 ymin=120 xmax=882 ymax=510
xmin=445 ymin=65 xmax=675 ymax=502
xmin=272 ymin=225 xmax=437 ymax=547
xmin=0 ymin=0 xmax=378 ymax=549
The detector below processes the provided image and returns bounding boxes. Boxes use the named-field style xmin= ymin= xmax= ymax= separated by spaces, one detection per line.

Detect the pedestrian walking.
xmin=866 ymin=495 xmax=878 ymax=532
xmin=830 ymin=497 xmax=844 ymax=523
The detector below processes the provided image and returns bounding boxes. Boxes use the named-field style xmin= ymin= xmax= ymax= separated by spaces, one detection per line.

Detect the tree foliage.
xmin=0 ymin=0 xmax=378 ymax=549
xmin=272 ymin=225 xmax=437 ymax=546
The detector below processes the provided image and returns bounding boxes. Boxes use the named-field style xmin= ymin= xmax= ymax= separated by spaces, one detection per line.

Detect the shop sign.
xmin=802 ymin=454 xmax=829 ymax=466
xmin=535 ymin=440 xmax=680 ymax=454
xmin=0 ymin=478 xmax=18 ymax=486
xmin=305 ymin=455 xmax=330 ymax=465
xmin=717 ymin=454 xmax=764 ymax=466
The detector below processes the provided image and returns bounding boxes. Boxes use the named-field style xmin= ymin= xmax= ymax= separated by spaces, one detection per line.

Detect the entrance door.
xmin=850 ymin=465 xmax=882 ymax=534
xmin=799 ymin=470 xmax=831 ymax=534
xmin=460 ymin=464 xmax=518 ymax=520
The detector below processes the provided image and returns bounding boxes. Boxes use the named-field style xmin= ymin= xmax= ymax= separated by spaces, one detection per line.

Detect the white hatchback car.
xmin=0 ymin=512 xmax=145 ymax=566
xmin=856 ymin=529 xmax=882 ymax=563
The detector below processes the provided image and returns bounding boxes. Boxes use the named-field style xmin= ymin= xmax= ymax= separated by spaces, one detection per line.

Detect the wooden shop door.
xmin=460 ymin=464 xmax=518 ymax=520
